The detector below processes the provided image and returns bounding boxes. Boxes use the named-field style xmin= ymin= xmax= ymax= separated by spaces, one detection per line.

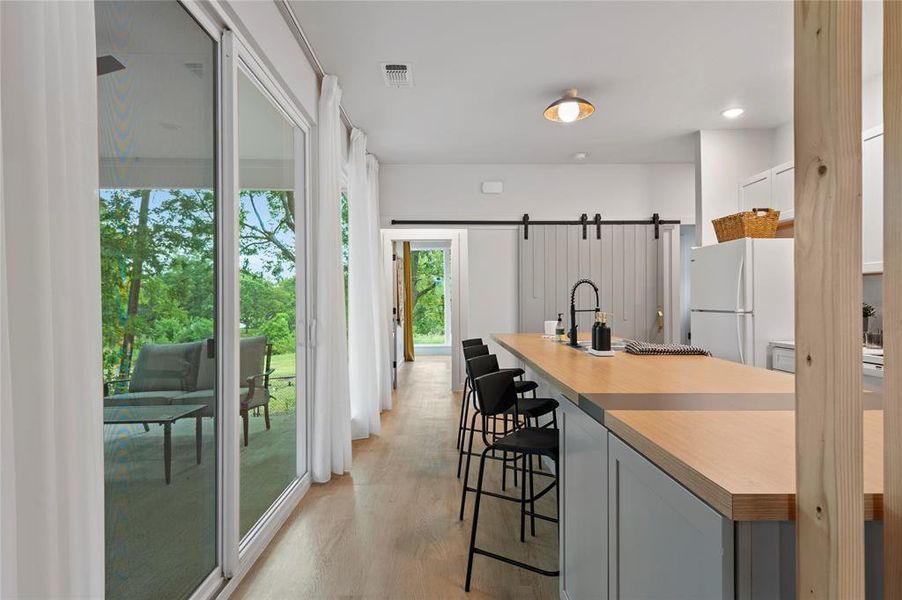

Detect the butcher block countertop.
xmin=492 ymin=333 xmax=795 ymax=402
xmin=492 ymin=333 xmax=884 ymax=521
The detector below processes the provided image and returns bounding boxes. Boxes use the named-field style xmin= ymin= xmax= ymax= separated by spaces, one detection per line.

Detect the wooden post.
xmin=794 ymin=2 xmax=864 ymax=598
xmin=885 ymin=1 xmax=902 ymax=595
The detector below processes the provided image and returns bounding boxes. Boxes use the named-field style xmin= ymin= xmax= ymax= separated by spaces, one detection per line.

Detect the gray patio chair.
xmin=104 ymin=341 xmax=203 ymax=406
xmin=104 ymin=341 xmax=204 ymax=431
xmin=171 ymin=336 xmax=274 ymax=446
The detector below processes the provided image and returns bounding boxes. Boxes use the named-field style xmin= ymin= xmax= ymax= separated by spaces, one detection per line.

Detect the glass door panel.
xmin=237 ymin=69 xmax=301 ymax=538
xmin=96 ymin=1 xmax=218 ymax=599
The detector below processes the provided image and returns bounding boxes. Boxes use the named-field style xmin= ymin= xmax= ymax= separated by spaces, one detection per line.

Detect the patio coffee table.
xmin=103 ymin=404 xmax=207 ymax=484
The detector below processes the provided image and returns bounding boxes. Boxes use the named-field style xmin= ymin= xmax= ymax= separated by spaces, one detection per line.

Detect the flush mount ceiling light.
xmin=722 ymin=107 xmax=745 ymax=119
xmin=544 ymin=88 xmax=595 ymax=123
xmin=572 ymin=152 xmax=589 ymax=160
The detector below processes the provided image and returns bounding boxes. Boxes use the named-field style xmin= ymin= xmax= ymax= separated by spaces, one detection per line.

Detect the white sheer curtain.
xmin=347 ymin=130 xmax=391 ymax=439
xmin=312 ymin=75 xmax=352 ymax=482
xmin=0 ymin=2 xmax=104 ymax=596
xmin=367 ymin=155 xmax=392 ymax=412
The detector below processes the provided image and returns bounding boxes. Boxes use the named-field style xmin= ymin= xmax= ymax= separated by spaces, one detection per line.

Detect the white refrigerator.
xmin=689 ymin=238 xmax=794 ymax=368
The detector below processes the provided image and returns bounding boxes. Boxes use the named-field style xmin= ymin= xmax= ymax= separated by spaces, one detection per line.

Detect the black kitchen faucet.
xmin=569 ymin=278 xmax=600 ymax=347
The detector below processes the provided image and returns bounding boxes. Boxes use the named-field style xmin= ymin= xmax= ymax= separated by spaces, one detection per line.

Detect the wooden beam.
xmin=794 ymin=2 xmax=864 ymax=598
xmin=885 ymin=1 xmax=902 ymax=595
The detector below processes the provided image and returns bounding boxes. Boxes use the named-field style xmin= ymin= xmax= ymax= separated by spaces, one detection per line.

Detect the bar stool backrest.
xmin=473 ymin=370 xmax=518 ymax=417
xmin=463 ymin=344 xmax=490 ymax=362
xmin=466 ymin=353 xmax=499 ymax=381
xmin=461 ymin=338 xmax=483 ymax=348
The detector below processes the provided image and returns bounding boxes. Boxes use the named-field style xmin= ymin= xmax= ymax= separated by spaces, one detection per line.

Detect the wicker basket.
xmin=712 ymin=208 xmax=781 ymax=243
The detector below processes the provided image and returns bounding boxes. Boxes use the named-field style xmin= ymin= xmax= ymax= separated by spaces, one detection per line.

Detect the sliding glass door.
xmin=97 ymin=3 xmax=311 ymax=596
xmin=96 ymin=2 xmax=218 ymax=598
xmin=236 ymin=66 xmax=306 ymax=539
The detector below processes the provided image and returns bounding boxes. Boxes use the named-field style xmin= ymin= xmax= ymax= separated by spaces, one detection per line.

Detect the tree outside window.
xmin=410 ymin=249 xmax=446 ymax=345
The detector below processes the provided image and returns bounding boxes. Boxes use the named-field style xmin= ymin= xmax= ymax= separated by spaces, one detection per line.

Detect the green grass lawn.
xmin=267 ymin=352 xmax=296 ymax=415
xmin=413 ymin=334 xmax=446 ymax=345
xmin=269 ymin=352 xmax=296 ymax=377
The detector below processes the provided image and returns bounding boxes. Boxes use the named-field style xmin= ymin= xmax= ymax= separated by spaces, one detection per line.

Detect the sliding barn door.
xmin=519 ymin=224 xmax=680 ymax=343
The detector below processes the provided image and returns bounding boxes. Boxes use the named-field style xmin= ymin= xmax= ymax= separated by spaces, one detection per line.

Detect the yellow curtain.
xmin=403 ymin=242 xmax=415 ymax=361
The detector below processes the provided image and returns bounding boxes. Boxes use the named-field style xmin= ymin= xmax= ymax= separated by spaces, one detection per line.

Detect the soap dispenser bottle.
xmin=592 ymin=311 xmax=602 ymax=350
xmin=593 ymin=311 xmax=611 ymax=351
xmin=555 ymin=313 xmax=565 ymax=340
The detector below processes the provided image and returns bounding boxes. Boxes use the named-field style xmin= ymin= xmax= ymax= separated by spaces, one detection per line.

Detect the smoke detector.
xmin=381 ymin=63 xmax=414 ymax=88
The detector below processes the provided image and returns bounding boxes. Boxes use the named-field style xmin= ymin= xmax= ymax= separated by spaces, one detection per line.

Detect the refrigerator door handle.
xmin=736 ymin=315 xmax=745 ymax=365
xmin=736 ymin=255 xmax=745 ymax=312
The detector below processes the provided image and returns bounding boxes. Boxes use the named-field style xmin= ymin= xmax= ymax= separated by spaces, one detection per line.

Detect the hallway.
xmin=233 ymin=356 xmax=558 ymax=599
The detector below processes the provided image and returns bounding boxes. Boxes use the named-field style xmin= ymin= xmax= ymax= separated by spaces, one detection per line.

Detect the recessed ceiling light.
xmin=722 ymin=107 xmax=744 ymax=119
xmin=572 ymin=152 xmax=589 ymax=160
xmin=544 ymin=88 xmax=595 ymax=123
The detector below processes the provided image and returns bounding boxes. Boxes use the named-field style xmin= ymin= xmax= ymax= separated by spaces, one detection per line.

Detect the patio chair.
xmin=170 ymin=336 xmax=274 ymax=446
xmin=104 ymin=342 xmax=204 ymax=431
xmin=104 ymin=337 xmax=274 ymax=446
xmin=240 ymin=337 xmax=274 ymax=446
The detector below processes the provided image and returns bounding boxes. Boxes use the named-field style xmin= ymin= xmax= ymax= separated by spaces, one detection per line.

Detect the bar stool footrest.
xmin=472 ymin=547 xmax=559 ymax=577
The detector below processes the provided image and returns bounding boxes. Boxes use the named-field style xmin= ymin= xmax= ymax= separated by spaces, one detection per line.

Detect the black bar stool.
xmin=457 ymin=340 xmax=487 ymax=451
xmin=457 ymin=347 xmax=539 ymax=480
xmin=464 ymin=369 xmax=560 ymax=592
xmin=459 ymin=352 xmax=524 ymax=489
xmin=459 ymin=353 xmax=559 ymax=519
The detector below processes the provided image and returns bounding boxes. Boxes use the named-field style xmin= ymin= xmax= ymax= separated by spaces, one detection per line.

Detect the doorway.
xmin=408 ymin=241 xmax=451 ymax=355
xmin=381 ymin=229 xmax=469 ymax=392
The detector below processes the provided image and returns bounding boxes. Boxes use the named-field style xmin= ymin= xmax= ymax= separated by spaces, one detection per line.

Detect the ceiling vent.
xmin=381 ymin=63 xmax=413 ymax=88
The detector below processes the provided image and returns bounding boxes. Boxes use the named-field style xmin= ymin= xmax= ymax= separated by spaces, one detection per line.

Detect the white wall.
xmin=773 ymin=121 xmax=794 ymax=166
xmin=772 ymin=73 xmax=884 ymax=166
xmin=220 ymin=2 xmax=352 ymax=161
xmin=380 ymin=163 xmax=696 ymax=225
xmin=694 ymin=129 xmax=776 ymax=246
xmin=223 ymin=1 xmax=319 ymax=123
xmin=466 ymin=227 xmax=520 ymax=367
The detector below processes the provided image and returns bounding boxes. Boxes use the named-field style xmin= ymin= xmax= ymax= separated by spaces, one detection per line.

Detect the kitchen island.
xmin=492 ymin=333 xmax=885 ymax=600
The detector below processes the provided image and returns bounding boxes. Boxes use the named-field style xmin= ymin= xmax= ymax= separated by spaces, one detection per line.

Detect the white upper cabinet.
xmin=738 ymin=170 xmax=772 ymax=213
xmin=770 ymin=161 xmax=795 ymax=220
xmin=862 ymin=126 xmax=884 ymax=274
xmin=734 ymin=126 xmax=883 ymax=273
xmin=738 ymin=163 xmax=794 ymax=218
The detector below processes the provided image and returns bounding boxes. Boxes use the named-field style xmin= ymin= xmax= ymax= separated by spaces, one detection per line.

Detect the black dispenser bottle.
xmin=592 ymin=311 xmax=611 ymax=351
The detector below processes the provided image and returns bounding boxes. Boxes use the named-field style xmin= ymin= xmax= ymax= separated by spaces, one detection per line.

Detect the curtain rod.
xmin=276 ymin=0 xmax=354 ymax=130
xmin=390 ymin=214 xmax=680 ymax=240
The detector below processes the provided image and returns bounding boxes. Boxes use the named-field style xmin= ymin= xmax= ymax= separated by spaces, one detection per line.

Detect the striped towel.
xmin=623 ymin=340 xmax=711 ymax=356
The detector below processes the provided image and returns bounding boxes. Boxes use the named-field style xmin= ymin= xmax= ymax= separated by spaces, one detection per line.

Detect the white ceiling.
xmin=290 ymin=0 xmax=883 ymax=165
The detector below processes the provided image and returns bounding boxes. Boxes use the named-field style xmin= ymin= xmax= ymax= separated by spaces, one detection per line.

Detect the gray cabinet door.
xmin=560 ymin=398 xmax=609 ymax=600
xmin=608 ymin=435 xmax=733 ymax=600
xmin=519 ymin=224 xmax=669 ymax=341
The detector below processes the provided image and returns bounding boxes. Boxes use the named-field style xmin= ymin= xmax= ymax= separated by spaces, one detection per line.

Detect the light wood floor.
xmin=232 ymin=356 xmax=559 ymax=599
